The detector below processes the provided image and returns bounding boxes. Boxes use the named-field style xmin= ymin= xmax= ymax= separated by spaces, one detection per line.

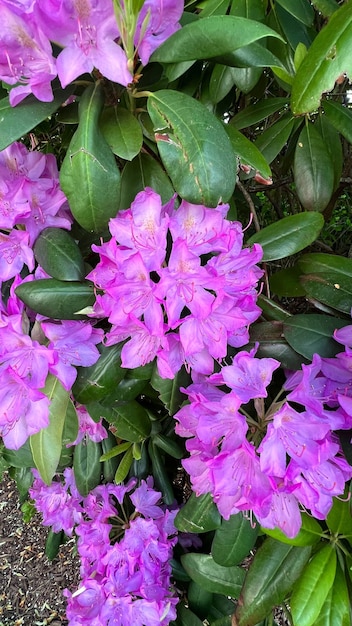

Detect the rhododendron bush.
xmin=0 ymin=0 xmax=352 ymax=624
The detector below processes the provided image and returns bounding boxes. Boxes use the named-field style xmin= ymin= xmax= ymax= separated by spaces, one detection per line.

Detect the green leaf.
xmin=247 ymin=321 xmax=308 ymax=370
xmin=294 ymin=123 xmax=335 ymax=212
xmin=0 ymin=85 xmax=74 ymax=151
xmin=257 ymin=295 xmax=292 ymax=321
xmin=58 ymin=398 xmax=79 ymax=468
xmin=236 ymin=539 xmax=312 ymax=625
xmin=230 ymin=97 xmax=289 ymax=130
xmin=149 ymin=440 xmax=174 ymax=505
xmin=270 ymin=265 xmax=307 ymax=297
xmin=30 ymin=375 xmax=71 ymax=485
xmin=212 ymin=514 xmax=259 ymax=567
xmin=291 ymin=544 xmax=337 ymax=626
xmin=199 ymin=0 xmax=230 ymax=17
xmin=225 ymin=124 xmax=271 ymax=178
xmin=15 ymin=279 xmax=95 ymax=319
xmin=311 ymin=0 xmax=339 ymax=18
xmin=153 ymin=434 xmax=184 ymax=459
xmin=247 ymin=212 xmax=324 ymax=261
xmin=209 ymin=65 xmax=238 ymax=104
xmin=45 ymin=529 xmax=64 ymax=562
xmin=151 ymin=365 xmax=190 ymax=416
xmin=276 ymin=4 xmax=313 ymax=52
xmin=151 ymin=16 xmax=284 ymax=63
xmin=323 ymin=99 xmax=352 ymax=146
xmin=316 ymin=113 xmax=343 ymax=191
xmin=33 ymin=227 xmax=85 ymax=282
xmin=148 ymin=89 xmax=237 ymax=206
xmin=108 ymin=401 xmax=151 ymax=442
xmin=276 ymin=0 xmax=314 ymax=26
xmin=73 ymin=438 xmax=102 ymax=496
xmin=326 ymin=494 xmax=352 ymax=539
xmin=215 ymin=42 xmax=285 ymax=70
xmin=114 ymin=446 xmax=134 ymax=484
xmin=100 ymin=377 xmax=147 ymax=405
xmin=3 ymin=439 xmax=34 ymax=468
xmin=181 ymin=553 xmax=245 ymax=597
xmin=119 ymin=153 xmax=175 ymax=210
xmin=314 ymin=564 xmax=351 ymax=626
xmin=59 ymin=82 xmax=121 ymax=233
xmin=300 ymin=271 xmax=352 ymax=314
xmin=72 ymin=343 xmax=126 ymax=404
xmin=228 ymin=67 xmax=262 ymax=94
xmin=254 ymin=114 xmax=295 ymax=164
xmin=229 ymin=0 xmax=265 ymax=20
xmin=187 ymin=581 xmax=213 ymax=620
xmin=261 ymin=513 xmax=322 ymax=546
xmin=299 ymin=252 xmax=352 ymax=276
xmin=291 ymin=2 xmax=352 ymax=115
xmin=100 ymin=106 xmax=143 ymax=161
xmin=283 ymin=314 xmax=348 ymax=359
xmin=175 ymin=603 xmax=204 ymax=626
xmin=175 ymin=492 xmax=221 ymax=533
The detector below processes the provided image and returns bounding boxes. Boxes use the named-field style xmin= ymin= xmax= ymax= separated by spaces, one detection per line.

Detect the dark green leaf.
xmin=315 ymin=113 xmax=343 ymax=190
xmin=45 ymin=529 xmax=65 ymax=561
xmin=175 ymin=603 xmax=204 ymax=626
xmin=30 ymin=375 xmax=72 ymax=485
xmin=215 ymin=42 xmax=285 ymax=70
xmin=270 ymin=266 xmax=307 ymax=297
xmin=100 ymin=106 xmax=143 ymax=161
xmin=15 ymin=279 xmax=95 ymax=319
xmin=151 ymin=365 xmax=190 ymax=415
xmin=254 ymin=114 xmax=295 ymax=164
xmin=247 ymin=212 xmax=324 ymax=261
xmin=108 ymin=401 xmax=151 ymax=442
xmin=229 ymin=67 xmax=262 ymax=94
xmin=283 ymin=314 xmax=348 ymax=359
xmin=230 ymin=97 xmax=289 ymax=130
xmin=311 ymin=0 xmax=339 ymax=18
xmin=181 ymin=553 xmax=245 ymax=597
xmin=212 ymin=513 xmax=258 ymax=567
xmin=229 ymin=0 xmax=265 ymax=19
xmin=187 ymin=581 xmax=213 ymax=620
xmin=0 ymin=85 xmax=74 ymax=151
xmin=72 ymin=343 xmax=126 ymax=404
xmin=236 ymin=539 xmax=312 ymax=625
xmin=33 ymin=227 xmax=85 ymax=281
xmin=209 ymin=65 xmax=238 ymax=104
xmin=294 ymin=123 xmax=334 ymax=212
xmin=291 ymin=2 xmax=352 ymax=114
xmin=225 ymin=124 xmax=271 ymax=178
xmin=148 ymin=90 xmax=237 ymax=206
xmin=3 ymin=439 xmax=34 ymax=468
xmin=314 ymin=564 xmax=351 ymax=626
xmin=291 ymin=544 xmax=337 ymax=626
xmin=300 ymin=271 xmax=352 ymax=314
xmin=149 ymin=440 xmax=174 ymax=505
xmin=200 ymin=0 xmax=230 ymax=17
xmin=119 ymin=153 xmax=174 ymax=210
xmin=151 ymin=16 xmax=284 ymax=63
xmin=257 ymin=295 xmax=292 ymax=321
xmin=323 ymin=99 xmax=352 ymax=146
xmin=175 ymin=492 xmax=221 ymax=533
xmin=276 ymin=0 xmax=314 ymax=26
xmin=73 ymin=438 xmax=102 ymax=496
xmin=299 ymin=252 xmax=352 ymax=276
xmin=246 ymin=321 xmax=308 ymax=370
xmin=153 ymin=434 xmax=184 ymax=459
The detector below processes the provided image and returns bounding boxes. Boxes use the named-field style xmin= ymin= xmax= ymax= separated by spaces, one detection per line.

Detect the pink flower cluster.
xmin=30 ymin=471 xmax=178 ymax=626
xmin=88 ymin=188 xmax=263 ymax=378
xmin=174 ymin=343 xmax=352 ymax=538
xmin=0 ymin=0 xmax=184 ymax=106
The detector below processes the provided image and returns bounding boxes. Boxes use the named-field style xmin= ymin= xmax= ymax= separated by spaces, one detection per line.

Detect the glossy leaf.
xmin=257 ymin=295 xmax=292 ymax=321
xmin=323 ymin=99 xmax=352 ymax=146
xmin=270 ymin=266 xmax=307 ymax=297
xmin=261 ymin=513 xmax=322 ymax=546
xmin=30 ymin=375 xmax=72 ymax=485
xmin=229 ymin=0 xmax=265 ymax=20
xmin=326 ymin=494 xmax=352 ymax=539
xmin=299 ymin=252 xmax=352 ymax=276
xmin=73 ymin=438 xmax=102 ymax=496
xmin=151 ymin=16 xmax=284 ymax=63
xmin=314 ymin=564 xmax=351 ymax=626
xmin=114 ymin=446 xmax=133 ymax=484
xmin=229 ymin=67 xmax=262 ymax=94
xmin=149 ymin=440 xmax=174 ymax=505
xmin=15 ymin=279 xmax=95 ymax=320
xmin=230 ymin=97 xmax=289 ymax=130
xmin=283 ymin=314 xmax=348 ymax=359
xmin=209 ymin=65 xmax=238 ymax=104
xmin=200 ymin=0 xmax=230 ymax=18
xmin=153 ymin=434 xmax=184 ymax=459
xmin=290 ymin=544 xmax=337 ymax=626
xmin=276 ymin=4 xmax=313 ymax=51
xmin=276 ymin=0 xmax=314 ymax=26
xmin=300 ymin=271 xmax=352 ymax=314
xmin=181 ymin=553 xmax=245 ymax=597
xmin=254 ymin=114 xmax=295 ymax=164
xmin=291 ymin=2 xmax=352 ymax=114
xmin=33 ymin=227 xmax=85 ymax=282
xmin=3 ymin=439 xmax=34 ymax=468
xmin=72 ymin=343 xmax=126 ymax=404
xmin=0 ymin=85 xmax=74 ymax=151
xmin=100 ymin=106 xmax=143 ymax=161
xmin=212 ymin=513 xmax=259 ymax=567
xmin=247 ymin=212 xmax=324 ymax=261
xmin=236 ymin=539 xmax=312 ymax=625
xmin=215 ymin=43 xmax=285 ymax=70
xmin=294 ymin=123 xmax=334 ymax=212
xmin=148 ymin=90 xmax=237 ymax=206
xmin=187 ymin=581 xmax=213 ymax=620
xmin=225 ymin=124 xmax=271 ymax=178
xmin=247 ymin=321 xmax=308 ymax=370
xmin=108 ymin=401 xmax=151 ymax=442
xmin=316 ymin=113 xmax=343 ymax=190
xmin=175 ymin=603 xmax=204 ymax=626
xmin=120 ymin=153 xmax=174 ymax=210
xmin=60 ymin=82 xmax=121 ymax=233
xmin=311 ymin=0 xmax=339 ymax=18
xmin=175 ymin=492 xmax=221 ymax=533
xmin=151 ymin=365 xmax=190 ymax=416
xmin=100 ymin=377 xmax=147 ymax=406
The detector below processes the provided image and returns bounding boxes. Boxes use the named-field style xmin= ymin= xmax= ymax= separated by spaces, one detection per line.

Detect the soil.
xmin=0 ymin=473 xmax=80 ymax=626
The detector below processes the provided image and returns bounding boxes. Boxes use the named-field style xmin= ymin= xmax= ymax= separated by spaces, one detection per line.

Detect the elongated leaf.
xmin=230 ymin=97 xmax=289 ymax=130
xmin=326 ymin=494 xmax=352 ymax=539
xmin=291 ymin=544 xmax=337 ymax=626
xmin=299 ymin=252 xmax=352 ymax=276
xmin=311 ymin=0 xmax=339 ymax=18
xmin=261 ymin=513 xmax=322 ymax=546
xmin=149 ymin=440 xmax=174 ymax=505
xmin=33 ymin=227 xmax=85 ymax=281
xmin=175 ymin=603 xmax=204 ymax=626
xmin=0 ymin=85 xmax=74 ymax=151
xmin=294 ymin=123 xmax=334 ymax=212
xmin=236 ymin=539 xmax=312 ymax=626
xmin=229 ymin=0 xmax=265 ymax=19
xmin=73 ymin=438 xmax=102 ymax=496
xmin=15 ymin=279 xmax=95 ymax=320
xmin=215 ymin=42 xmax=285 ymax=69
xmin=283 ymin=314 xmax=348 ymax=359
xmin=151 ymin=365 xmax=190 ymax=416
xmin=30 ymin=375 xmax=71 ymax=485
xmin=300 ymin=271 xmax=352 ymax=314
xmin=212 ymin=514 xmax=258 ymax=567
xmin=114 ymin=447 xmax=133 ymax=484
xmin=148 ymin=90 xmax=237 ymax=206
xmin=247 ymin=321 xmax=307 ymax=370
xmin=291 ymin=2 xmax=352 ymax=114
xmin=276 ymin=0 xmax=314 ymax=26
xmin=209 ymin=65 xmax=238 ymax=104
xmin=254 ymin=114 xmax=295 ymax=164
xmin=72 ymin=343 xmax=126 ymax=404
xmin=229 ymin=67 xmax=262 ymax=94
xmin=316 ymin=113 xmax=343 ymax=190
xmin=181 ymin=553 xmax=245 ymax=597
xmin=108 ymin=401 xmax=151 ymax=442
xmin=175 ymin=492 xmax=221 ymax=533
xmin=314 ymin=565 xmax=351 ymax=626
xmin=187 ymin=581 xmax=213 ymax=620
xmin=323 ymin=99 xmax=352 ymax=146
xmin=270 ymin=266 xmax=307 ymax=297
xmin=247 ymin=212 xmax=324 ymax=261
xmin=151 ymin=16 xmax=283 ymax=63
xmin=100 ymin=106 xmax=143 ymax=161
xmin=225 ymin=124 xmax=271 ymax=178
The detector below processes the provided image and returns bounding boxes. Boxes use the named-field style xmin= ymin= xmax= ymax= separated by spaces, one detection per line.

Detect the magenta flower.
xmin=0 ymin=229 xmax=34 ymax=282
xmin=135 ymin=0 xmax=184 ymax=65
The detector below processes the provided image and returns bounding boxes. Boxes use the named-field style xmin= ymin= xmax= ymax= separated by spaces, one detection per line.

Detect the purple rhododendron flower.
xmin=135 ymin=0 xmax=184 ymax=66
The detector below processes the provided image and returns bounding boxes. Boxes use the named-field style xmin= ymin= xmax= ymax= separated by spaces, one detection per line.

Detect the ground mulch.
xmin=0 ymin=473 xmax=80 ymax=626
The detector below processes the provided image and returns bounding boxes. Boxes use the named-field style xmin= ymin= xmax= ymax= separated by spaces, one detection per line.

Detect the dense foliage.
xmin=0 ymin=0 xmax=352 ymax=624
